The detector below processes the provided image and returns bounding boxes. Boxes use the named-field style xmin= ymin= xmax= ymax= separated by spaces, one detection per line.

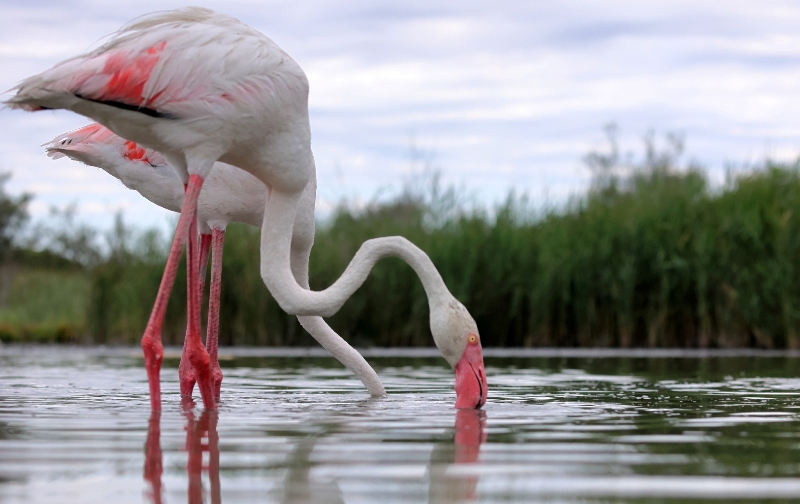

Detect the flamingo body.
xmin=6 ymin=9 xmax=316 ymax=410
xmin=9 ymin=7 xmax=312 ymax=189
xmin=44 ymin=123 xmax=387 ymax=398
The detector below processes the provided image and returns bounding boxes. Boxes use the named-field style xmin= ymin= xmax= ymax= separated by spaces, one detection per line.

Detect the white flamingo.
xmin=44 ymin=123 xmax=386 ymax=400
xmin=6 ymin=6 xmax=487 ymax=410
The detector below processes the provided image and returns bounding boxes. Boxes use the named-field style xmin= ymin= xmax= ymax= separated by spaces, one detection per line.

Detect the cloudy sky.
xmin=1 ymin=1 xmax=799 ymax=230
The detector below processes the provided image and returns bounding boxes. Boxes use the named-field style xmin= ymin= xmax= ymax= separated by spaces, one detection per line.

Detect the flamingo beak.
xmin=454 ymin=338 xmax=488 ymax=409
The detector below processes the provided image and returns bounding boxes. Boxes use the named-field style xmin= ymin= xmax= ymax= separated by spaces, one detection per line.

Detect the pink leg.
xmin=179 ymin=233 xmax=212 ymax=398
xmin=141 ymin=176 xmax=205 ymax=411
xmin=207 ymin=228 xmax=225 ymax=401
xmin=182 ymin=176 xmax=215 ymax=410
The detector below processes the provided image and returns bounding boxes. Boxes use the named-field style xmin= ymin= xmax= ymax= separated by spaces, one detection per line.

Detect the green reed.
xmin=6 ymin=159 xmax=800 ymax=348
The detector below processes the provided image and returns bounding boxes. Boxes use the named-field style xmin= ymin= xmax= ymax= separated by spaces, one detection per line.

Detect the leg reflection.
xmin=208 ymin=412 xmax=221 ymax=504
xmin=429 ymin=409 xmax=487 ymax=503
xmin=143 ymin=408 xmax=222 ymax=504
xmin=144 ymin=411 xmax=163 ymax=504
xmin=184 ymin=408 xmax=221 ymax=504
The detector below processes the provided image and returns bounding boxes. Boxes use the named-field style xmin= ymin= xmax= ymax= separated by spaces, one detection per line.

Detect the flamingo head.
xmin=43 ymin=123 xmax=166 ymax=183
xmin=45 ymin=138 xmax=107 ymax=167
xmin=430 ymin=297 xmax=488 ymax=409
xmin=43 ymin=124 xmax=120 ymax=175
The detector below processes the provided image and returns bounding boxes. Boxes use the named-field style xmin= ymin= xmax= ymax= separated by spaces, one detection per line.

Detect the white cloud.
xmin=1 ymin=0 xmax=799 ymax=230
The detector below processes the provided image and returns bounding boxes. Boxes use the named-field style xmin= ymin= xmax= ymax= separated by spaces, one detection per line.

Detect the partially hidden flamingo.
xmin=44 ymin=123 xmax=386 ymax=400
xmin=6 ymin=6 xmax=487 ymax=410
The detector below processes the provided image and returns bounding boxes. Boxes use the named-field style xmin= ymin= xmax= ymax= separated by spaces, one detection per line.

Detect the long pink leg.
xmin=183 ymin=175 xmax=215 ymax=410
xmin=207 ymin=228 xmax=225 ymax=401
xmin=141 ymin=175 xmax=205 ymax=411
xmin=179 ymin=233 xmax=212 ymax=398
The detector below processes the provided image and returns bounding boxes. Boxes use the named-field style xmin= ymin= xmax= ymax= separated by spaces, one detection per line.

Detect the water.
xmin=2 ymin=346 xmax=800 ymax=503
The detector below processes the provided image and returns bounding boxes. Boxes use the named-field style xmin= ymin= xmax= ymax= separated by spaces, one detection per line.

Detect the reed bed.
xmin=4 ymin=159 xmax=800 ymax=348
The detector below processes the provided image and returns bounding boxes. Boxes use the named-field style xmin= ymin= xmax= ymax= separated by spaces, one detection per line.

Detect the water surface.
xmin=1 ymin=346 xmax=800 ymax=503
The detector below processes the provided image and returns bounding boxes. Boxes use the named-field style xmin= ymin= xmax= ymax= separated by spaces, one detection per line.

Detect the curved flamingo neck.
xmin=283 ymin=188 xmax=386 ymax=396
xmin=260 ymin=189 xmax=452 ymax=318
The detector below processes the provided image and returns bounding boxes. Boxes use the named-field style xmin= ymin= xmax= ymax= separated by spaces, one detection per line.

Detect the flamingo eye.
xmin=468 ymin=334 xmax=477 ymax=344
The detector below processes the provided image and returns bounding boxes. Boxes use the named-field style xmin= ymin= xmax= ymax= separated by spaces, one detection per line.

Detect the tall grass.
xmin=8 ymin=157 xmax=800 ymax=348
xmin=0 ymin=268 xmax=89 ymax=342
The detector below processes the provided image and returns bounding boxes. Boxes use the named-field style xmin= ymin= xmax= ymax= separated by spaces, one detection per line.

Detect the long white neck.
xmin=260 ymin=189 xmax=452 ymax=319
xmin=286 ymin=175 xmax=386 ymax=396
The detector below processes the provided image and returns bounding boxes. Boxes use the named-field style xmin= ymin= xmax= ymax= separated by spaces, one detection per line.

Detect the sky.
xmin=1 ymin=0 xmax=799 ymax=231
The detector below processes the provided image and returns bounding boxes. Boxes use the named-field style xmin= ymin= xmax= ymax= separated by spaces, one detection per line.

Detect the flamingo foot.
xmin=178 ymin=351 xmax=196 ymax=398
xmin=211 ymin=365 xmax=223 ymax=402
xmin=180 ymin=232 xmax=210 ymax=400
xmin=187 ymin=339 xmax=215 ymax=410
xmin=180 ymin=395 xmax=196 ymax=413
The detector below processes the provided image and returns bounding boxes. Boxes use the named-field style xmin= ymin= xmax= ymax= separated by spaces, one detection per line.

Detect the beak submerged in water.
xmin=454 ymin=336 xmax=487 ymax=409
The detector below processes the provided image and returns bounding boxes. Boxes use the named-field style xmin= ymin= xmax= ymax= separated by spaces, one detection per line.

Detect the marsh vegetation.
xmin=3 ymin=132 xmax=800 ymax=348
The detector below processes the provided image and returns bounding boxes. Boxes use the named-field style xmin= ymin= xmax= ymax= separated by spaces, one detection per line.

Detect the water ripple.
xmin=1 ymin=347 xmax=800 ymax=502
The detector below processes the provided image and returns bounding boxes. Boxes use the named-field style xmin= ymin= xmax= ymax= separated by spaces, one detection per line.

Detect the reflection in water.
xmin=144 ymin=407 xmax=220 ymax=504
xmin=144 ymin=412 xmax=163 ymax=504
xmin=184 ymin=408 xmax=221 ymax=504
xmin=268 ymin=436 xmax=345 ymax=504
xmin=142 ymin=408 xmax=487 ymax=504
xmin=429 ymin=409 xmax=487 ymax=503
xmin=8 ymin=350 xmax=800 ymax=503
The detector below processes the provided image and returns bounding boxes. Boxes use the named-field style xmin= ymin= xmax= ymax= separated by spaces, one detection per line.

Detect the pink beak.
xmin=454 ymin=342 xmax=488 ymax=409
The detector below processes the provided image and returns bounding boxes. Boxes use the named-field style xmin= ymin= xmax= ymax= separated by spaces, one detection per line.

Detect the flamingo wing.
xmin=7 ymin=7 xmax=297 ymax=121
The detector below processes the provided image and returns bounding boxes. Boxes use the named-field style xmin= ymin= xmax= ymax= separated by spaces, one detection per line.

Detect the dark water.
xmin=1 ymin=347 xmax=800 ymax=503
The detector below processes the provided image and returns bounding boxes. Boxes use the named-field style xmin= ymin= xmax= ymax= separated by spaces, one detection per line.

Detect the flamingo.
xmin=44 ymin=123 xmax=385 ymax=400
xmin=5 ymin=6 xmax=487 ymax=410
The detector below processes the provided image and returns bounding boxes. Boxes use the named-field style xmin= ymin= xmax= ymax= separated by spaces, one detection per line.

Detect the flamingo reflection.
xmin=429 ymin=409 xmax=487 ymax=503
xmin=143 ymin=408 xmax=486 ymax=503
xmin=143 ymin=408 xmax=221 ymax=504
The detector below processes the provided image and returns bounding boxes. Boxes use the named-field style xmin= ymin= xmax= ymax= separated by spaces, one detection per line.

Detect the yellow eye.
xmin=468 ymin=334 xmax=477 ymax=344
